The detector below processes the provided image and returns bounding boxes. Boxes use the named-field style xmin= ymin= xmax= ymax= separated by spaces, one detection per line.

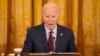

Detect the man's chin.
xmin=45 ymin=23 xmax=57 ymax=27
xmin=45 ymin=24 xmax=56 ymax=30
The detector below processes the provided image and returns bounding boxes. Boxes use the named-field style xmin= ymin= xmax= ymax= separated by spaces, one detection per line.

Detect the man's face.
xmin=42 ymin=8 xmax=59 ymax=28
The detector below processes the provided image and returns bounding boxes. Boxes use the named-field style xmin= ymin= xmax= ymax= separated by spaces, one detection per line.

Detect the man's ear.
xmin=57 ymin=14 xmax=60 ymax=19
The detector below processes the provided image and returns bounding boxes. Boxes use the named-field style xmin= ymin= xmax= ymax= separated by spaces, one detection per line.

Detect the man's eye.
xmin=52 ymin=16 xmax=55 ymax=18
xmin=46 ymin=16 xmax=49 ymax=18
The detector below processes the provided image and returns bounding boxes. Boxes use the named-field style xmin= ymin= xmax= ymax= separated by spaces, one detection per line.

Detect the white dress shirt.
xmin=44 ymin=25 xmax=57 ymax=51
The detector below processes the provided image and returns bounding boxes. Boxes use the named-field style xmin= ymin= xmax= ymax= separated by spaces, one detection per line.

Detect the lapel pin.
xmin=60 ymin=33 xmax=63 ymax=36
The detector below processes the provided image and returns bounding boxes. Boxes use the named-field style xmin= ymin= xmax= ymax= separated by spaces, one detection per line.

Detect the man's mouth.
xmin=48 ymin=24 xmax=54 ymax=25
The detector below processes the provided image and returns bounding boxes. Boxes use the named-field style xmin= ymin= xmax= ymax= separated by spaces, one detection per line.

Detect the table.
xmin=21 ymin=52 xmax=81 ymax=56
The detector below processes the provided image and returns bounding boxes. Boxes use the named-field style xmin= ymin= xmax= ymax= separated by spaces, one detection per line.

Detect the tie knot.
xmin=49 ymin=31 xmax=53 ymax=34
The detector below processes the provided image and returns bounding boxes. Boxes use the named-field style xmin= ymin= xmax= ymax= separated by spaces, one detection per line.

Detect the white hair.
xmin=42 ymin=3 xmax=60 ymax=14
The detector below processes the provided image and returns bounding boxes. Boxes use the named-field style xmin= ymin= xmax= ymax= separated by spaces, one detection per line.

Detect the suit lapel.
xmin=55 ymin=25 xmax=64 ymax=52
xmin=40 ymin=24 xmax=49 ymax=52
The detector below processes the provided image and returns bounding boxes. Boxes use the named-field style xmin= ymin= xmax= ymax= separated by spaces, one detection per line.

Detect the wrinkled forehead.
xmin=42 ymin=3 xmax=60 ymax=12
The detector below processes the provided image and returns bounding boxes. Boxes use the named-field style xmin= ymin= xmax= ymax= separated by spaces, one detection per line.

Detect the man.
xmin=22 ymin=3 xmax=77 ymax=52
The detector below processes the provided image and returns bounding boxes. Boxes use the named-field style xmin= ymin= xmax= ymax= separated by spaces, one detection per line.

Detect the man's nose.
xmin=49 ymin=17 xmax=53 ymax=21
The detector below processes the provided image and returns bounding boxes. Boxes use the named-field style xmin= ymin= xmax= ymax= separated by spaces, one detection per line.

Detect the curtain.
xmin=0 ymin=0 xmax=100 ymax=56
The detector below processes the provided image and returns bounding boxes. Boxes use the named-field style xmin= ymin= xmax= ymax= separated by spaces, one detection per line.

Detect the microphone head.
xmin=53 ymin=37 xmax=55 ymax=39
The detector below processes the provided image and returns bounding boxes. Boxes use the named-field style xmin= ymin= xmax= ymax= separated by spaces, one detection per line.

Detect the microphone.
xmin=53 ymin=37 xmax=55 ymax=52
xmin=53 ymin=37 xmax=55 ymax=39
xmin=53 ymin=37 xmax=55 ymax=43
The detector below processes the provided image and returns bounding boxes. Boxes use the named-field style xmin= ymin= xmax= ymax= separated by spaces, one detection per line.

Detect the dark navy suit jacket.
xmin=22 ymin=24 xmax=77 ymax=52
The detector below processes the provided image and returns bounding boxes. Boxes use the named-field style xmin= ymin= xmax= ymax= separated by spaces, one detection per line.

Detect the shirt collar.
xmin=44 ymin=25 xmax=57 ymax=34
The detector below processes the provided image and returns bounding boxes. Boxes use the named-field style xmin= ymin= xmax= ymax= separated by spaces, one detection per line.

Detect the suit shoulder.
xmin=27 ymin=24 xmax=43 ymax=31
xmin=58 ymin=25 xmax=73 ymax=32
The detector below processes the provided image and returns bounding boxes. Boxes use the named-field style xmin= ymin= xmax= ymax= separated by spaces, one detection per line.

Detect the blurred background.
xmin=0 ymin=0 xmax=100 ymax=56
